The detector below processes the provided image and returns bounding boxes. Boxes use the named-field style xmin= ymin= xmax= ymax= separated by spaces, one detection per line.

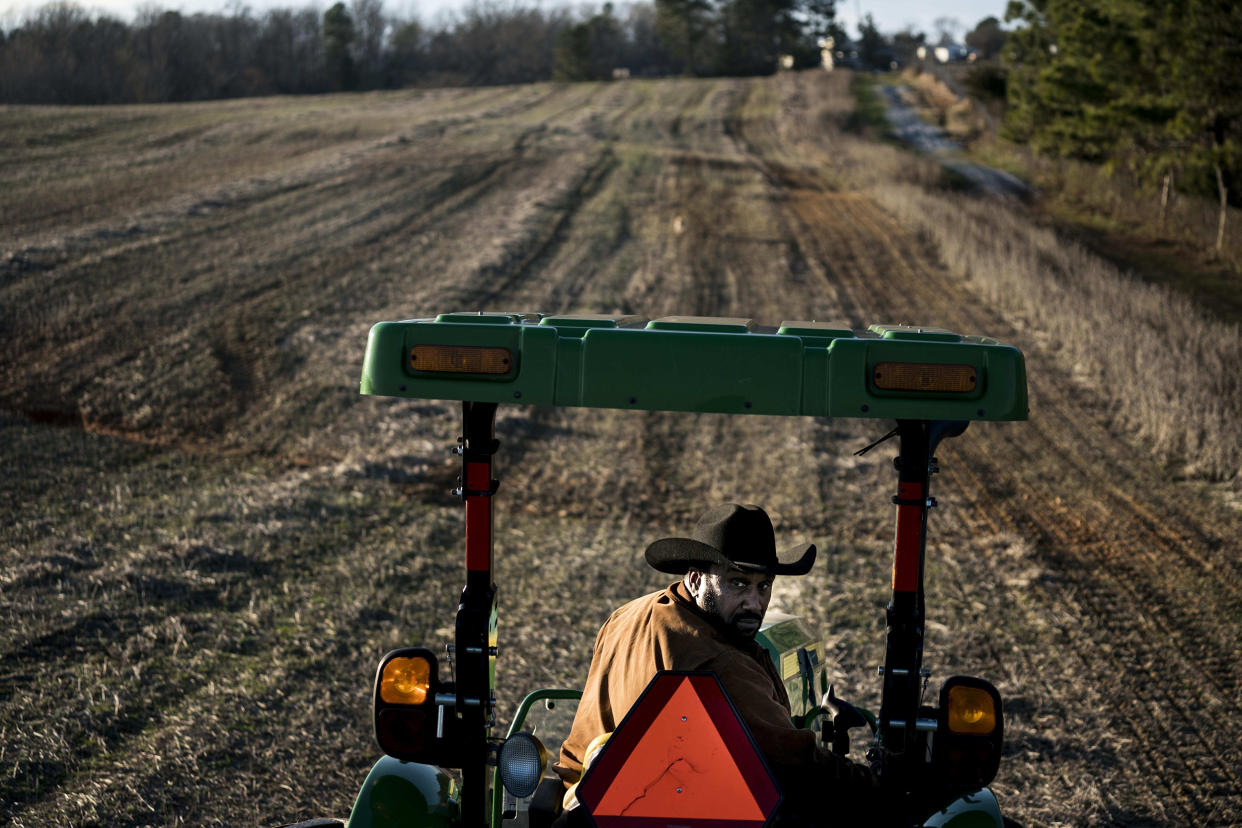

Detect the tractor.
xmin=290 ymin=312 xmax=1027 ymax=828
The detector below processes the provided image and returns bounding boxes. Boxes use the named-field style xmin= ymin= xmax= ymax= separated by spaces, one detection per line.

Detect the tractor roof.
xmin=360 ymin=313 xmax=1028 ymax=422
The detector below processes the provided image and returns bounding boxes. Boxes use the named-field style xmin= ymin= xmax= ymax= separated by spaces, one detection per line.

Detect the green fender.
xmin=922 ymin=788 xmax=1003 ymax=828
xmin=346 ymin=755 xmax=460 ymax=828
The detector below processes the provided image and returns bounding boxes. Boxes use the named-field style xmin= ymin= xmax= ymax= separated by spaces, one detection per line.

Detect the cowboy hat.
xmin=645 ymin=503 xmax=816 ymax=576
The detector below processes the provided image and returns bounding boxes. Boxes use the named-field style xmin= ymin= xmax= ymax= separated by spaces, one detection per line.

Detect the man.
xmin=555 ymin=503 xmax=878 ymax=823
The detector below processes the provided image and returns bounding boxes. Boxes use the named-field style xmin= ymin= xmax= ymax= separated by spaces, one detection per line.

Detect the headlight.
xmin=498 ymin=732 xmax=547 ymax=798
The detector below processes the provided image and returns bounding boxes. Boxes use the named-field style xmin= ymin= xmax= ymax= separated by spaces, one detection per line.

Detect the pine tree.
xmin=719 ymin=0 xmax=800 ymax=76
xmin=323 ymin=2 xmax=356 ymax=91
xmin=1162 ymin=0 xmax=1242 ymax=221
xmin=654 ymin=0 xmax=717 ymax=75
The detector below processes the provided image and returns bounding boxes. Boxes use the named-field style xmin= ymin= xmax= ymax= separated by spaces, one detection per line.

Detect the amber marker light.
xmin=410 ymin=345 xmax=512 ymax=375
xmin=380 ymin=656 xmax=432 ymax=705
xmin=947 ymin=685 xmax=997 ymax=734
xmin=873 ymin=362 xmax=977 ymax=393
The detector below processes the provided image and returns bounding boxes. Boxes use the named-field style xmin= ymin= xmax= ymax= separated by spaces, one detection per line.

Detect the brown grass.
xmin=870 ymin=182 xmax=1242 ymax=481
xmin=999 ymin=148 xmax=1242 ymax=273
xmin=3 ymin=71 xmax=1242 ymax=828
xmin=898 ymin=67 xmax=990 ymax=141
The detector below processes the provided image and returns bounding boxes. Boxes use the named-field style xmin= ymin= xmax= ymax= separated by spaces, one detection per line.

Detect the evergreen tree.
xmin=1002 ymin=0 xmax=1241 ymax=246
xmin=388 ymin=20 xmax=422 ymax=86
xmin=554 ymin=20 xmax=593 ymax=80
xmin=1002 ymin=0 xmax=1168 ymax=163
xmin=1003 ymin=0 xmax=1238 ymax=186
xmin=1162 ymin=0 xmax=1242 ymax=208
xmin=654 ymin=0 xmax=717 ymax=75
xmin=554 ymin=5 xmax=624 ymax=81
xmin=965 ymin=16 xmax=1006 ymax=59
xmin=323 ymin=2 xmax=357 ymax=91
xmin=718 ymin=0 xmax=800 ymax=76
xmin=856 ymin=12 xmax=888 ymax=70
xmin=799 ymin=0 xmax=835 ymax=42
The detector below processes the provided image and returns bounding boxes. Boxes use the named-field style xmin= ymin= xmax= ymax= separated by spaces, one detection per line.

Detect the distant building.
xmin=819 ymin=37 xmax=836 ymax=70
xmin=933 ymin=43 xmax=975 ymax=63
xmin=819 ymin=36 xmax=861 ymax=71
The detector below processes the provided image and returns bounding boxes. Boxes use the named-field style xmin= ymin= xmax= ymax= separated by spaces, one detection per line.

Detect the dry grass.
xmin=1 ymin=400 xmax=513 ymax=819
xmin=897 ymin=68 xmax=990 ymax=142
xmin=892 ymin=69 xmax=1242 ymax=278
xmin=870 ymin=182 xmax=1242 ymax=481
xmin=997 ymin=148 xmax=1242 ymax=273
xmin=3 ymin=71 xmax=1241 ymax=828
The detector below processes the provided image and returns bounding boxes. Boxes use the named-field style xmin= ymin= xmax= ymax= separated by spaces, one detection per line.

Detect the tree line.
xmin=0 ymin=0 xmax=839 ymax=104
xmin=1001 ymin=0 xmax=1241 ymax=225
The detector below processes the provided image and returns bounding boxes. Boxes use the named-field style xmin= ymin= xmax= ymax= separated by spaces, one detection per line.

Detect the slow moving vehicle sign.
xmin=576 ymin=672 xmax=781 ymax=828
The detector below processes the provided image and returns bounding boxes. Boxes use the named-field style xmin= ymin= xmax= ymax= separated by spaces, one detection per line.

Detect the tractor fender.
xmin=921 ymin=787 xmax=1003 ymax=828
xmin=346 ymin=755 xmax=460 ymax=828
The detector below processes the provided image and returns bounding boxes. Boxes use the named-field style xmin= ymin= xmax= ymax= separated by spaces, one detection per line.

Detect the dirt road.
xmin=2 ymin=72 xmax=1239 ymax=826
xmin=880 ymin=84 xmax=1028 ymax=198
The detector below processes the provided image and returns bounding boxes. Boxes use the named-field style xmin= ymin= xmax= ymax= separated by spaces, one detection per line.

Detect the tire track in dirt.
xmin=876 ymin=229 xmax=1242 ymax=822
xmin=795 ymin=186 xmax=1242 ymax=824
xmin=875 ymin=209 xmax=1239 ymax=821
xmin=493 ymin=85 xmax=676 ymax=314
xmin=721 ymin=73 xmax=1242 ymax=822
xmin=961 ymin=469 xmax=1240 ymax=821
xmin=5 ymin=88 xmax=632 ymax=447
xmin=483 ymin=79 xmax=800 ymax=507
xmin=457 ymin=149 xmax=621 ymax=309
xmin=950 ymin=427 xmax=1242 ymax=823
xmin=7 ymin=73 xmax=1241 ymax=827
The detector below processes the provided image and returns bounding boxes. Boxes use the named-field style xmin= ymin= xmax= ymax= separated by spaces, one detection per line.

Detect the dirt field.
xmin=3 ymin=72 xmax=1241 ymax=827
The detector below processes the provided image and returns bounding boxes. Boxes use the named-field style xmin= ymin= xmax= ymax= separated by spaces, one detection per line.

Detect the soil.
xmin=2 ymin=71 xmax=1239 ymax=827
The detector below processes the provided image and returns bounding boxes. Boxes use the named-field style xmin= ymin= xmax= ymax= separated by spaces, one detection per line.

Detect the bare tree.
xmin=351 ymin=0 xmax=386 ymax=86
xmin=932 ymin=15 xmax=960 ymax=45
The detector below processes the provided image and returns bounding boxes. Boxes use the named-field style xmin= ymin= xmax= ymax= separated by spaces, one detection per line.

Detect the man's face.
xmin=691 ymin=566 xmax=774 ymax=640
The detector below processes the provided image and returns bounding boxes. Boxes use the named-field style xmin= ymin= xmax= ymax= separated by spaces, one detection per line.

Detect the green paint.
xmin=922 ymin=788 xmax=1003 ymax=828
xmin=346 ymin=756 xmax=460 ymax=828
xmin=360 ymin=315 xmax=1028 ymax=422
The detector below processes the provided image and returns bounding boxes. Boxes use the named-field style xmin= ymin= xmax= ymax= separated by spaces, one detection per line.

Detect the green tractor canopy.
xmin=348 ymin=311 xmax=1028 ymax=828
xmin=361 ymin=313 xmax=1027 ymax=422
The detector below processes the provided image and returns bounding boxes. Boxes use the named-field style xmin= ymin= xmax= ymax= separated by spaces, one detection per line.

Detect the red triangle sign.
xmin=576 ymin=671 xmax=782 ymax=828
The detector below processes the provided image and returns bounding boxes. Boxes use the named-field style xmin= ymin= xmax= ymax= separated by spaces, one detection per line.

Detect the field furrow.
xmin=3 ymin=72 xmax=1239 ymax=828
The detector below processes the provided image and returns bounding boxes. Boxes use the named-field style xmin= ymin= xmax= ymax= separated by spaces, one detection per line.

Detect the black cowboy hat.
xmin=645 ymin=503 xmax=816 ymax=576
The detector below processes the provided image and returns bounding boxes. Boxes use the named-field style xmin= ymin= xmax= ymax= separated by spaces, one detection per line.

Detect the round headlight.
xmin=498 ymin=732 xmax=547 ymax=798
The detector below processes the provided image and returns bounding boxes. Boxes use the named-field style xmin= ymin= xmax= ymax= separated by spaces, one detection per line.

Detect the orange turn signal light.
xmin=380 ymin=656 xmax=432 ymax=705
xmin=947 ymin=685 xmax=996 ymax=734
xmin=873 ymin=362 xmax=977 ymax=393
xmin=410 ymin=345 xmax=512 ymax=375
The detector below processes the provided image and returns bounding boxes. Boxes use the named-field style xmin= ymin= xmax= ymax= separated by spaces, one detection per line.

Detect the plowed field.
xmin=2 ymin=72 xmax=1240 ymax=827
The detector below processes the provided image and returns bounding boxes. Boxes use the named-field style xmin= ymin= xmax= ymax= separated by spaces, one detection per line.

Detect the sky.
xmin=0 ymin=0 xmax=1008 ymax=38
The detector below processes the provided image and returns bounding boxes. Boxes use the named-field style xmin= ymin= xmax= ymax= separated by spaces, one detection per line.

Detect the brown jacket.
xmin=557 ymin=582 xmax=874 ymax=799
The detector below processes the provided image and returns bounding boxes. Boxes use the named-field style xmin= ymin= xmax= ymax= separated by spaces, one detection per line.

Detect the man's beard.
xmin=702 ymin=581 xmax=764 ymax=640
